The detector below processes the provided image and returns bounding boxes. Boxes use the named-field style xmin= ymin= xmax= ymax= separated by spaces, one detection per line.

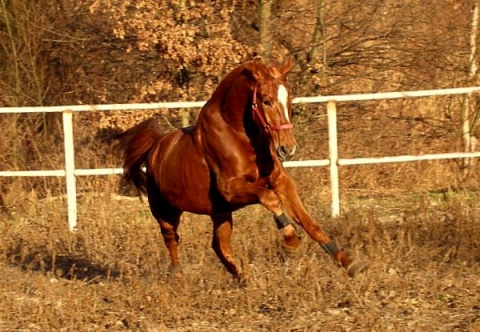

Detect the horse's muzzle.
xmin=276 ymin=145 xmax=297 ymax=161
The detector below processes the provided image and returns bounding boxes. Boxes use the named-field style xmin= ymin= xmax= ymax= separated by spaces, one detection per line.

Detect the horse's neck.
xmin=221 ymin=81 xmax=252 ymax=129
xmin=194 ymin=88 xmax=275 ymax=173
xmin=195 ymin=70 xmax=263 ymax=150
xmin=220 ymin=103 xmax=245 ymax=131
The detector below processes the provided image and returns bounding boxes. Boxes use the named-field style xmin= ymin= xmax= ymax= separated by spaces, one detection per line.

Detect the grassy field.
xmin=0 ymin=188 xmax=479 ymax=331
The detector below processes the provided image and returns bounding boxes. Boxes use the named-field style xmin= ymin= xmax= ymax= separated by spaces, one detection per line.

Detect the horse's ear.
xmin=279 ymin=58 xmax=293 ymax=78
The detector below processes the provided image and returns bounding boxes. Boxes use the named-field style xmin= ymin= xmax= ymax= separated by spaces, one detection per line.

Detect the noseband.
xmin=251 ymin=85 xmax=293 ymax=133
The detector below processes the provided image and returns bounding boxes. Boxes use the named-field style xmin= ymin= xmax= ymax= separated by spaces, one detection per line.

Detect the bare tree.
xmin=461 ymin=0 xmax=480 ymax=176
xmin=259 ymin=0 xmax=274 ymax=58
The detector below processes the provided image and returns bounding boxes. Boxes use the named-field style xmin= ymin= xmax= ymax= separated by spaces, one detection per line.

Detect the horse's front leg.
xmin=217 ymin=177 xmax=301 ymax=251
xmin=254 ymin=187 xmax=302 ymax=251
xmin=273 ymin=172 xmax=366 ymax=277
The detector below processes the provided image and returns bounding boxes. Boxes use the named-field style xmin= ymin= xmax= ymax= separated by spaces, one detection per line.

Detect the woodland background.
xmin=1 ymin=0 xmax=479 ymax=210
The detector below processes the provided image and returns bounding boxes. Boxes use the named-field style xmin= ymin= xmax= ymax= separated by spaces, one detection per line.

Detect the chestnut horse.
xmin=115 ymin=58 xmax=364 ymax=280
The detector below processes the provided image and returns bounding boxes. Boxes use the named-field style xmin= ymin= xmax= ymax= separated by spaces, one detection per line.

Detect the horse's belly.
xmin=164 ymin=163 xmax=213 ymax=214
xmin=153 ymin=138 xmax=214 ymax=214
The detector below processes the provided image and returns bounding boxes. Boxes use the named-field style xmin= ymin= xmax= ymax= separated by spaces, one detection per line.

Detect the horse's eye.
xmin=262 ymin=100 xmax=272 ymax=107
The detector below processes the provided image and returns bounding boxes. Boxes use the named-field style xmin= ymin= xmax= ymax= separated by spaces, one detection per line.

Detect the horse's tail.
xmin=114 ymin=118 xmax=163 ymax=194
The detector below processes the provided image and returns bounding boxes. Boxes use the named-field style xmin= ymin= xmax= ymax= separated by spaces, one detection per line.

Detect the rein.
xmin=252 ymin=85 xmax=293 ymax=133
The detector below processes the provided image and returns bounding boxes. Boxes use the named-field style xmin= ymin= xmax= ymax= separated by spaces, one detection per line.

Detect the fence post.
xmin=327 ymin=100 xmax=340 ymax=217
xmin=62 ymin=110 xmax=77 ymax=231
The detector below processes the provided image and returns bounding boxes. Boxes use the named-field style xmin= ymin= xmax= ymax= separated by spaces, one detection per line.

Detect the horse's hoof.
xmin=281 ymin=225 xmax=302 ymax=252
xmin=346 ymin=260 xmax=368 ymax=277
xmin=236 ymin=275 xmax=247 ymax=288
xmin=281 ymin=237 xmax=301 ymax=251
xmin=167 ymin=264 xmax=184 ymax=282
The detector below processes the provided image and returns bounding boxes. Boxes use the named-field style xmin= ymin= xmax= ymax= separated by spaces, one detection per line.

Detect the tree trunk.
xmin=260 ymin=0 xmax=273 ymax=58
xmin=305 ymin=0 xmax=328 ymax=92
xmin=309 ymin=0 xmax=327 ymax=76
xmin=461 ymin=0 xmax=479 ymax=177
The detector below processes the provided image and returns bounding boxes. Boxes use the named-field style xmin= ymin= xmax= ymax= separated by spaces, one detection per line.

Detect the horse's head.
xmin=245 ymin=58 xmax=298 ymax=161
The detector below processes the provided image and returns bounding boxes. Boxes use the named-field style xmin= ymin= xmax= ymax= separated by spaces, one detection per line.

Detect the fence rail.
xmin=1 ymin=86 xmax=480 ymax=230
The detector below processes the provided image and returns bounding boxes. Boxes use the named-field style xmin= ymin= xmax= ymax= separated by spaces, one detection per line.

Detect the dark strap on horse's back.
xmin=274 ymin=213 xmax=290 ymax=229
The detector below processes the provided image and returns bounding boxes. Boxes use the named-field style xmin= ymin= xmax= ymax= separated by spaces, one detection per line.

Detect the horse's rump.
xmin=115 ymin=118 xmax=215 ymax=214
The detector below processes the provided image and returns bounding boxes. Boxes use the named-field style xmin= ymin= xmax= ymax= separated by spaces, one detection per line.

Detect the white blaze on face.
xmin=277 ymin=84 xmax=290 ymax=122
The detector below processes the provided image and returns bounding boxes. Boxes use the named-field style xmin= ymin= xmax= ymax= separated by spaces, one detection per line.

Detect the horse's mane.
xmin=208 ymin=58 xmax=289 ymax=106
xmin=208 ymin=61 xmax=252 ymax=104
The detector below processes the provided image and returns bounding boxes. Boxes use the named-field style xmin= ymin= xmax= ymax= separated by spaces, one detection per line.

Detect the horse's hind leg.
xmin=157 ymin=213 xmax=183 ymax=279
xmin=210 ymin=213 xmax=243 ymax=280
xmin=146 ymin=179 xmax=185 ymax=279
xmin=147 ymin=191 xmax=183 ymax=279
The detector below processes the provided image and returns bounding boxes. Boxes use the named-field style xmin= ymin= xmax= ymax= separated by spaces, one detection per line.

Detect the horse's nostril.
xmin=277 ymin=145 xmax=296 ymax=160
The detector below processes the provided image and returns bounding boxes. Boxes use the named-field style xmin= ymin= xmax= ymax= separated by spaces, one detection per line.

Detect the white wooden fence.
xmin=2 ymin=87 xmax=480 ymax=231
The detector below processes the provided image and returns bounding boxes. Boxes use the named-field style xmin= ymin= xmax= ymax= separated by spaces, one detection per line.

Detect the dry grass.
xmin=1 ymin=188 xmax=479 ymax=331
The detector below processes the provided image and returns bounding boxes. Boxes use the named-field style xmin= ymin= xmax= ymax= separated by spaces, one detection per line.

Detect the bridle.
xmin=251 ymin=85 xmax=293 ymax=133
